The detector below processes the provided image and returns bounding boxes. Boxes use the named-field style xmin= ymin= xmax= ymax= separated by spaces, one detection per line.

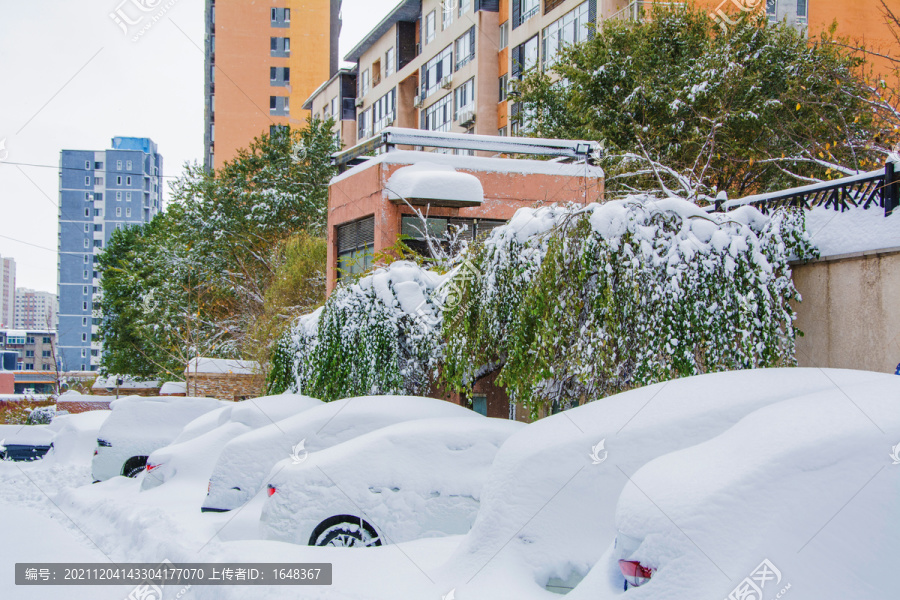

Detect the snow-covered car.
xmin=0 ymin=427 xmax=54 ymax=461
xmin=91 ymin=396 xmax=225 ymax=482
xmin=597 ymin=375 xmax=900 ymax=599
xmin=433 ymin=368 xmax=895 ymax=598
xmin=261 ymin=417 xmax=524 ymax=547
xmin=202 ymin=395 xmax=482 ymax=513
xmin=141 ymin=393 xmax=322 ymax=492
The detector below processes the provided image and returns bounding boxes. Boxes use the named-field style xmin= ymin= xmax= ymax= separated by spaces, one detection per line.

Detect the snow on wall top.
xmin=92 ymin=376 xmax=161 ymax=389
xmin=804 ymin=203 xmax=900 ymax=258
xmin=385 ymin=162 xmax=484 ymax=205
xmin=159 ymin=381 xmax=187 ymax=395
xmin=330 ymin=150 xmax=605 ymax=186
xmin=186 ymin=358 xmax=259 ymax=375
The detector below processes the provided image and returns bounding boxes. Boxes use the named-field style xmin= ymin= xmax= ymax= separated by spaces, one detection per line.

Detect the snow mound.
xmin=386 ymin=162 xmax=484 ymax=205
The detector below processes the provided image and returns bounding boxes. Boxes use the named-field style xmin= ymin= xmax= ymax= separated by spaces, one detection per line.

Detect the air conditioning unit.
xmin=441 ymin=74 xmax=453 ymax=89
xmin=459 ymin=109 xmax=476 ymax=128
xmin=413 ymin=94 xmax=424 ymax=108
xmin=507 ymin=80 xmax=519 ymax=98
xmin=355 ymin=97 xmax=365 ymax=108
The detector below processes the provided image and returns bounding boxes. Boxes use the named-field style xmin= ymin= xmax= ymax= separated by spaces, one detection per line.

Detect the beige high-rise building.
xmin=14 ymin=288 xmax=58 ymax=331
xmin=0 ymin=256 xmax=16 ymax=329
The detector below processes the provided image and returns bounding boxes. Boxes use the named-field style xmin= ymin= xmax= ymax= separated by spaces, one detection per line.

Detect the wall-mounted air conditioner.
xmin=459 ymin=109 xmax=476 ymax=128
xmin=440 ymin=75 xmax=453 ymax=89
xmin=355 ymin=97 xmax=365 ymax=108
xmin=413 ymin=94 xmax=424 ymax=108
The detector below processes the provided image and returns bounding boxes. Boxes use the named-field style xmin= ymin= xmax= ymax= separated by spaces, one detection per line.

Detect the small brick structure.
xmin=57 ymin=395 xmax=111 ymax=414
xmin=184 ymin=358 xmax=264 ymax=402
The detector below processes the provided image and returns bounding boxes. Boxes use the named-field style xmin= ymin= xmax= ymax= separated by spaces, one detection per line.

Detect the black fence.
xmin=714 ymin=161 xmax=900 ymax=217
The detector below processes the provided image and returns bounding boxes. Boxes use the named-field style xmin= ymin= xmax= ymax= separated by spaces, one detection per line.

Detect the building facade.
xmin=203 ymin=0 xmax=343 ymax=171
xmin=308 ymin=0 xmax=896 ymax=150
xmin=14 ymin=288 xmax=58 ymax=330
xmin=0 ymin=256 xmax=16 ymax=328
xmin=57 ymin=137 xmax=163 ymax=373
xmin=0 ymin=330 xmax=57 ymax=372
xmin=302 ymin=67 xmax=359 ymax=150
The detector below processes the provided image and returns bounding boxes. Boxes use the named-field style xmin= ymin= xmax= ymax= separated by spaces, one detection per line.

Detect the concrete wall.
xmin=793 ymin=248 xmax=900 ymax=374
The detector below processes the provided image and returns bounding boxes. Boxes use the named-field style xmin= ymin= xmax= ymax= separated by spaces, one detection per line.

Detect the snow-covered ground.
xmin=2 ymin=370 xmax=897 ymax=600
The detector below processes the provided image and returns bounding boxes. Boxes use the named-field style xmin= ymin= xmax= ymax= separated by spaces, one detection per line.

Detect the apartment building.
xmin=302 ymin=67 xmax=359 ymax=150
xmin=0 ymin=330 xmax=57 ymax=372
xmin=204 ymin=0 xmax=343 ymax=171
xmin=57 ymin=137 xmax=163 ymax=373
xmin=0 ymin=256 xmax=15 ymax=328
xmin=14 ymin=289 xmax=58 ymax=330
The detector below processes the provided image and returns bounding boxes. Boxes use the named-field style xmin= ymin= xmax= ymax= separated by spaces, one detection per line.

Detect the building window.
xmin=336 ymin=216 xmax=375 ymax=279
xmin=513 ymin=0 xmax=541 ymax=29
xmin=331 ymin=97 xmax=340 ymax=120
xmin=24 ymin=363 xmax=34 ymax=371
xmin=84 ymin=160 xmax=91 ymax=170
xmin=358 ymin=108 xmax=372 ymax=140
xmin=116 ymin=160 xmax=122 ymax=170
xmin=84 ymin=176 xmax=91 ymax=186
xmin=43 ymin=337 xmax=51 ymax=344
xmin=499 ymin=73 xmax=509 ymax=101
xmin=361 ymin=69 xmax=370 ymax=96
xmin=500 ymin=21 xmax=509 ymax=49
xmin=271 ymin=7 xmax=290 ymax=26
xmin=116 ymin=207 xmax=122 ymax=217
xmin=766 ymin=0 xmax=777 ymax=20
xmin=797 ymin=0 xmax=807 ymax=19
xmin=126 ymin=176 xmax=132 ymax=185
xmin=454 ymin=78 xmax=475 ymax=121
xmin=458 ymin=0 xmax=471 ymax=16
xmin=543 ymin=2 xmax=590 ymax=70
xmin=83 ymin=270 xmax=89 ymax=280
xmin=83 ymin=224 xmax=89 ymax=233
xmin=116 ymin=191 xmax=122 ymax=201
xmin=269 ymin=96 xmax=289 ymax=116
xmin=271 ymin=36 xmax=290 ymax=57
xmin=425 ymin=10 xmax=436 ymax=44
xmin=455 ymin=27 xmax=476 ymax=70
xmin=83 ymin=238 xmax=89 ymax=248
xmin=126 ymin=191 xmax=132 ymax=201
xmin=385 ymin=47 xmax=395 ymax=77
xmin=424 ymin=93 xmax=453 ymax=132
xmin=126 ymin=207 xmax=132 ymax=217
xmin=422 ymin=45 xmax=453 ymax=98
xmin=511 ymin=35 xmax=539 ymax=80
xmin=42 ymin=350 xmax=51 ymax=358
xmin=25 ymin=350 xmax=34 ymax=358
xmin=126 ymin=160 xmax=132 ymax=170
xmin=499 ymin=126 xmax=508 ymax=136
xmin=83 ymin=255 xmax=89 ymax=264
xmin=82 ymin=333 xmax=87 ymax=342
xmin=372 ymin=59 xmax=382 ymax=86
xmin=94 ymin=161 xmax=103 ymax=169
xmin=373 ymin=88 xmax=396 ymax=133
xmin=270 ymin=66 xmax=290 ymax=86
xmin=442 ymin=0 xmax=453 ymax=30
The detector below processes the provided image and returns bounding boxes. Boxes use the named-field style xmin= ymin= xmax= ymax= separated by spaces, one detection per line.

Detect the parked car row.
xmin=82 ymin=368 xmax=899 ymax=598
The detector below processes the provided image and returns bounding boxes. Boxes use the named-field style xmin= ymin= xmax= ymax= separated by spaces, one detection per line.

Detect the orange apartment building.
xmin=304 ymin=0 xmax=896 ymax=152
xmin=204 ymin=0 xmax=342 ymax=170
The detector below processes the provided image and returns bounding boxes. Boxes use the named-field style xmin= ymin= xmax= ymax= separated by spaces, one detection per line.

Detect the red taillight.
xmin=267 ymin=484 xmax=276 ymax=497
xmin=93 ymin=450 xmax=98 ymax=456
xmin=146 ymin=463 xmax=160 ymax=472
xmin=619 ymin=560 xmax=654 ymax=588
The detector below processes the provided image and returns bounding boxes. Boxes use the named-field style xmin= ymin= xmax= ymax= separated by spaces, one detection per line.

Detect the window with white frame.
xmin=424 ymin=94 xmax=452 ymax=132
xmin=425 ymin=11 xmax=436 ymax=44
xmin=126 ymin=207 xmax=132 ymax=217
xmin=542 ymin=1 xmax=590 ymax=69
xmin=499 ymin=21 xmax=509 ymax=49
xmin=84 ymin=238 xmax=89 ymax=248
xmin=85 ymin=176 xmax=91 ymax=186
xmin=116 ymin=160 xmax=122 ymax=170
xmin=499 ymin=73 xmax=509 ymax=101
xmin=455 ymin=27 xmax=475 ymax=70
xmin=766 ymin=0 xmax=776 ymax=20
xmin=126 ymin=191 xmax=132 ymax=201
xmin=116 ymin=207 xmax=122 ymax=217
xmin=442 ymin=0 xmax=453 ymax=30
xmin=458 ymin=0 xmax=471 ymax=16
xmin=513 ymin=0 xmax=540 ymax=29
xmin=373 ymin=88 xmax=396 ymax=133
xmin=385 ymin=47 xmax=395 ymax=77
xmin=454 ymin=78 xmax=475 ymax=121
xmin=85 ymin=160 xmax=91 ymax=170
xmin=511 ymin=34 xmax=539 ymax=79
xmin=361 ymin=69 xmax=370 ymax=96
xmin=126 ymin=160 xmax=132 ymax=170
xmin=422 ymin=45 xmax=453 ymax=98
xmin=117 ymin=176 xmax=122 ymax=185
xmin=358 ymin=108 xmax=372 ymax=140
xmin=116 ymin=191 xmax=122 ymax=201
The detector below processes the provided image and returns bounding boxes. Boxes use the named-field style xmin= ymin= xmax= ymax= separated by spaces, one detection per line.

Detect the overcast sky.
xmin=0 ymin=0 xmax=398 ymax=293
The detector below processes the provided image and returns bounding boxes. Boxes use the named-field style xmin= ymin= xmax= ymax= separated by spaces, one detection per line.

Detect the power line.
xmin=0 ymin=160 xmax=182 ymax=180
xmin=0 ymin=232 xmax=56 ymax=253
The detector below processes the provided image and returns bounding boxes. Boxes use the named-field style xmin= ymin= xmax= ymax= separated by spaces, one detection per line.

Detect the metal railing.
xmin=711 ymin=161 xmax=900 ymax=218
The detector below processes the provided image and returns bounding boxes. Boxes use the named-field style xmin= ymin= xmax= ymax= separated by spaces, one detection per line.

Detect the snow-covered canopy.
xmin=186 ymin=357 xmax=259 ymax=376
xmin=386 ymin=162 xmax=484 ymax=207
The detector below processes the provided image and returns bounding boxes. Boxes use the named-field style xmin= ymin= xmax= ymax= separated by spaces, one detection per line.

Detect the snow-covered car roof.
xmin=436 ymin=368 xmax=895 ymax=597
xmin=583 ymin=375 xmax=900 ymax=599
xmin=204 ymin=395 xmax=481 ymax=511
xmin=100 ymin=396 xmax=226 ymax=445
xmin=262 ymin=417 xmax=524 ymax=545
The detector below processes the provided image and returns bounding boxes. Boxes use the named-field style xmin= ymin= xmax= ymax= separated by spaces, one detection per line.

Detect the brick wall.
xmin=185 ymin=373 xmax=265 ymax=402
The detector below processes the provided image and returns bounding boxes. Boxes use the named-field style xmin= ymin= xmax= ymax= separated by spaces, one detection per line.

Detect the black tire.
xmin=308 ymin=515 xmax=382 ymax=548
xmin=122 ymin=456 xmax=148 ymax=478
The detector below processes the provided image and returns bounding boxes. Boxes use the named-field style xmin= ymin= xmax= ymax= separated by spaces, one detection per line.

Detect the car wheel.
xmin=122 ymin=456 xmax=148 ymax=478
xmin=309 ymin=515 xmax=382 ymax=548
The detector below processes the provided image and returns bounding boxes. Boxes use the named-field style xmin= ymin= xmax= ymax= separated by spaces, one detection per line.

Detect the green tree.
xmin=517 ymin=5 xmax=899 ymax=200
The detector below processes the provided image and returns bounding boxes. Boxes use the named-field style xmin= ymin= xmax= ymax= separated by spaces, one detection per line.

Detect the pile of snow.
xmin=92 ymin=375 xmax=160 ymax=390
xmin=159 ymin=381 xmax=187 ymax=395
xmin=187 ymin=357 xmax=259 ymax=375
xmin=805 ymin=202 xmax=900 ymax=257
xmin=576 ymin=377 xmax=900 ymax=599
xmin=45 ymin=411 xmax=111 ymax=465
xmin=386 ymin=162 xmax=484 ymax=205
xmin=0 ymin=424 xmax=54 ymax=447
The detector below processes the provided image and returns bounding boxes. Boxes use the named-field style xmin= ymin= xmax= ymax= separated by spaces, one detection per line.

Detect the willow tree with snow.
xmin=441 ymin=198 xmax=817 ymax=417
